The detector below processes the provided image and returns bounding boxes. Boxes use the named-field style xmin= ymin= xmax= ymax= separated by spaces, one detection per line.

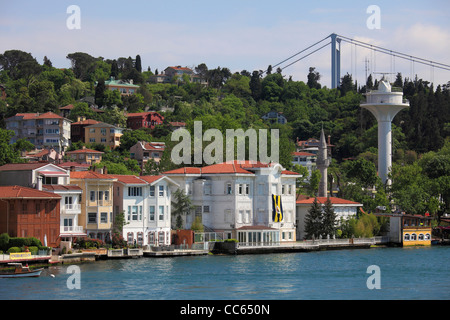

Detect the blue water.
xmin=1 ymin=246 xmax=449 ymax=300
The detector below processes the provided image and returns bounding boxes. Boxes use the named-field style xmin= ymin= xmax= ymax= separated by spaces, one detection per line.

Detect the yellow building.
xmin=384 ymin=213 xmax=433 ymax=246
xmin=84 ymin=122 xmax=124 ymax=150
xmin=70 ymin=170 xmax=117 ymax=241
xmin=66 ymin=146 xmax=104 ymax=165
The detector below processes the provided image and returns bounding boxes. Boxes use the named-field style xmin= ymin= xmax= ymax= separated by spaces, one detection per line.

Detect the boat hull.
xmin=0 ymin=268 xmax=43 ymax=278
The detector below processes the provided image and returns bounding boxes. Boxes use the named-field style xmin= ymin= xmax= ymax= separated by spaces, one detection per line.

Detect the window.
xmin=195 ymin=206 xmax=202 ymax=216
xmin=411 ymin=233 xmax=417 ymax=241
xmin=104 ymin=191 xmax=109 ymax=201
xmin=101 ymin=128 xmax=106 ymax=135
xmin=128 ymin=187 xmax=142 ymax=197
xmin=128 ymin=206 xmax=141 ymax=221
xmin=418 ymin=234 xmax=424 ymax=241
xmin=404 ymin=233 xmax=410 ymax=241
xmin=204 ymin=184 xmax=211 ymax=195
xmin=226 ymin=183 xmax=232 ymax=195
xmin=89 ymin=128 xmax=95 ymax=133
xmin=101 ymin=138 xmax=106 ymax=143
xmin=137 ymin=232 xmax=144 ymax=246
xmin=88 ymin=213 xmax=97 ymax=223
xmin=203 ymin=206 xmax=210 ymax=213
xmin=425 ymin=233 xmax=431 ymax=240
xmin=150 ymin=186 xmax=155 ymax=197
xmin=98 ymin=191 xmax=103 ymax=201
xmin=159 ymin=185 xmax=164 ymax=197
xmin=238 ymin=184 xmax=243 ymax=195
xmin=158 ymin=206 xmax=164 ymax=220
xmin=45 ymin=128 xmax=60 ymax=134
xmin=148 ymin=232 xmax=155 ymax=245
xmin=44 ymin=176 xmax=58 ymax=185
xmin=101 ymin=212 xmax=108 ymax=223
xmin=245 ymin=184 xmax=249 ymax=195
xmin=127 ymin=232 xmax=134 ymax=245
xmin=90 ymin=191 xmax=96 ymax=202
xmin=149 ymin=206 xmax=155 ymax=221
xmin=89 ymin=138 xmax=96 ymax=143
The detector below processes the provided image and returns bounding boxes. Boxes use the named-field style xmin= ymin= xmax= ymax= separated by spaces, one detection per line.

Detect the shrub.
xmin=28 ymin=246 xmax=39 ymax=254
xmin=0 ymin=233 xmax=10 ymax=251
xmin=7 ymin=247 xmax=21 ymax=253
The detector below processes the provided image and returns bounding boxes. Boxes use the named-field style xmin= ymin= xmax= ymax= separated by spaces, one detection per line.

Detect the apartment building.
xmin=111 ymin=174 xmax=179 ymax=246
xmin=130 ymin=141 xmax=165 ymax=169
xmin=163 ymin=161 xmax=300 ymax=244
xmin=126 ymin=111 xmax=164 ymax=130
xmin=69 ymin=170 xmax=117 ymax=241
xmin=5 ymin=112 xmax=71 ymax=152
xmin=66 ymin=147 xmax=104 ymax=165
xmin=84 ymin=122 xmax=124 ymax=149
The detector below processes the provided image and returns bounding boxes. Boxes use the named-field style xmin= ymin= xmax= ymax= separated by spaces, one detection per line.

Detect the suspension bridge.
xmin=269 ymin=33 xmax=450 ymax=88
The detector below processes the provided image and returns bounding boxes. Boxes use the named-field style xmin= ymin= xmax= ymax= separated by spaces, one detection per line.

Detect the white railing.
xmin=63 ymin=204 xmax=81 ymax=212
xmin=60 ymin=226 xmax=84 ymax=233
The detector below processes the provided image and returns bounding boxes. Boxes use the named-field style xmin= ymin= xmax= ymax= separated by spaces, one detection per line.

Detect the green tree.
xmin=307 ymin=67 xmax=321 ymax=89
xmin=322 ymin=197 xmax=337 ymax=237
xmin=304 ymin=198 xmax=323 ymax=239
xmin=171 ymin=189 xmax=194 ymax=229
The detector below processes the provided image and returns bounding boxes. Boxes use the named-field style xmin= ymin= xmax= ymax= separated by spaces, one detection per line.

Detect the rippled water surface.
xmin=1 ymin=246 xmax=449 ymax=300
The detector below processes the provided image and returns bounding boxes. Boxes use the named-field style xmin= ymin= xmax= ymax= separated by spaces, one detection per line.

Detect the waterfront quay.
xmin=0 ymin=237 xmax=388 ymax=267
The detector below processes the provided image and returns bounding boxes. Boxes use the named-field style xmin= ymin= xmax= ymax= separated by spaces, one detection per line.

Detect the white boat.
xmin=0 ymin=263 xmax=43 ymax=278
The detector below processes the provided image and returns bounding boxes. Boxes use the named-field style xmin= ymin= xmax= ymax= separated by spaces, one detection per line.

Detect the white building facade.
xmin=296 ymin=196 xmax=363 ymax=240
xmin=164 ymin=161 xmax=300 ymax=245
xmin=112 ymin=175 xmax=179 ymax=247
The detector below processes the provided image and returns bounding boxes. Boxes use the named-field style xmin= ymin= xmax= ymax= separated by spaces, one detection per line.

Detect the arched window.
xmin=411 ymin=233 xmax=417 ymax=241
xmin=404 ymin=233 xmax=410 ymax=241
xmin=418 ymin=234 xmax=424 ymax=241
xmin=425 ymin=233 xmax=431 ymax=240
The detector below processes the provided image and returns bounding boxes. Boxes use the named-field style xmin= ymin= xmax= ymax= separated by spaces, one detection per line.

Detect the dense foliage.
xmin=0 ymin=49 xmax=449 ymax=219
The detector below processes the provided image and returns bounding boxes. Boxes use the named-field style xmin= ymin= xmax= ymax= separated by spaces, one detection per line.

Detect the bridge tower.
xmin=330 ymin=33 xmax=341 ymax=89
xmin=360 ymin=80 xmax=409 ymax=185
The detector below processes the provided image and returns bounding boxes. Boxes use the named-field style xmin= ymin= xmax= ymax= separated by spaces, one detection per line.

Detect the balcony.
xmin=60 ymin=226 xmax=84 ymax=233
xmin=62 ymin=204 xmax=81 ymax=213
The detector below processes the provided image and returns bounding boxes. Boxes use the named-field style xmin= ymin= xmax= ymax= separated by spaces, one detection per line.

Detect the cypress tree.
xmin=322 ymin=197 xmax=337 ymax=238
xmin=304 ymin=198 xmax=323 ymax=240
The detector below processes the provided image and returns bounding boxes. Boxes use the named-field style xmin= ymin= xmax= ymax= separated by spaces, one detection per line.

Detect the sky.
xmin=1 ymin=0 xmax=450 ymax=87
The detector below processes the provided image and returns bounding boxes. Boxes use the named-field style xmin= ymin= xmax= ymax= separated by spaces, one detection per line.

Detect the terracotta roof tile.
xmin=66 ymin=148 xmax=104 ymax=154
xmin=70 ymin=171 xmax=116 ymax=180
xmin=0 ymin=186 xmax=61 ymax=199
xmin=296 ymin=196 xmax=362 ymax=205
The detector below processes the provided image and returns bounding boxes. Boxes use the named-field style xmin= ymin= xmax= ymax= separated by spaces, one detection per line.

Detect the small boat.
xmin=0 ymin=263 xmax=43 ymax=278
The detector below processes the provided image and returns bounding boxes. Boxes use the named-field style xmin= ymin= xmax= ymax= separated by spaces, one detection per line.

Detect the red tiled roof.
xmin=281 ymin=170 xmax=300 ymax=175
xmin=0 ymin=163 xmax=48 ymax=171
xmin=66 ymin=148 xmax=104 ymax=154
xmin=296 ymin=196 xmax=362 ymax=205
xmin=71 ymin=119 xmax=101 ymax=125
xmin=15 ymin=113 xmax=39 ymax=120
xmin=126 ymin=111 xmax=163 ymax=118
xmin=43 ymin=184 xmax=82 ymax=191
xmin=59 ymin=104 xmax=74 ymax=110
xmin=70 ymin=171 xmax=116 ymax=180
xmin=0 ymin=186 xmax=61 ymax=199
xmin=142 ymin=142 xmax=165 ymax=151
xmin=35 ymin=112 xmax=63 ymax=119
xmin=163 ymin=167 xmax=202 ymax=175
xmin=138 ymin=175 xmax=165 ymax=184
xmin=292 ymin=152 xmax=316 ymax=156
xmin=57 ymin=162 xmax=91 ymax=168
xmin=163 ymin=161 xmax=297 ymax=176
xmin=109 ymin=174 xmax=147 ymax=184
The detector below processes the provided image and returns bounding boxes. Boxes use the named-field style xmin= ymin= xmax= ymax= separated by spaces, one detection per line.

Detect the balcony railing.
xmin=60 ymin=226 xmax=84 ymax=233
xmin=62 ymin=204 xmax=81 ymax=212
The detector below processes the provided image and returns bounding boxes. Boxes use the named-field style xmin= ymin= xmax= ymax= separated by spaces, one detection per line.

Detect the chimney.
xmin=36 ymin=176 xmax=42 ymax=191
xmin=103 ymin=166 xmax=107 ymax=175
xmin=82 ymin=145 xmax=86 ymax=150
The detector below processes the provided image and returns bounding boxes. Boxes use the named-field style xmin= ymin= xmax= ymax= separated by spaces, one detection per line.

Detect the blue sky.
xmin=1 ymin=0 xmax=449 ymax=86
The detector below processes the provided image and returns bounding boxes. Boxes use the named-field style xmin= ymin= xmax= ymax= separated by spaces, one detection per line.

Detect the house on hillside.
xmin=66 ymin=146 xmax=104 ymax=165
xmin=5 ymin=112 xmax=71 ymax=152
xmin=126 ymin=111 xmax=164 ymax=130
xmin=149 ymin=66 xmax=207 ymax=85
xmin=84 ymin=122 xmax=124 ymax=149
xmin=102 ymin=77 xmax=140 ymax=96
xmin=130 ymin=141 xmax=165 ymax=169
xmin=71 ymin=118 xmax=101 ymax=143
xmin=262 ymin=111 xmax=287 ymax=124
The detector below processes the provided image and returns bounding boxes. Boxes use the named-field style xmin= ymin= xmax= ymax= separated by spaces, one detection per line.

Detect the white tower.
xmin=360 ymin=80 xmax=409 ymax=185
xmin=316 ymin=128 xmax=330 ymax=197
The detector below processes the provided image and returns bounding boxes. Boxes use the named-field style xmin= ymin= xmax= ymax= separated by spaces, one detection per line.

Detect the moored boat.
xmin=0 ymin=263 xmax=43 ymax=278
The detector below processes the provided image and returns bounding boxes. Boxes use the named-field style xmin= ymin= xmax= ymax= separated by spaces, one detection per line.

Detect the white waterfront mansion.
xmin=111 ymin=174 xmax=179 ymax=246
xmin=163 ymin=161 xmax=301 ymax=245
